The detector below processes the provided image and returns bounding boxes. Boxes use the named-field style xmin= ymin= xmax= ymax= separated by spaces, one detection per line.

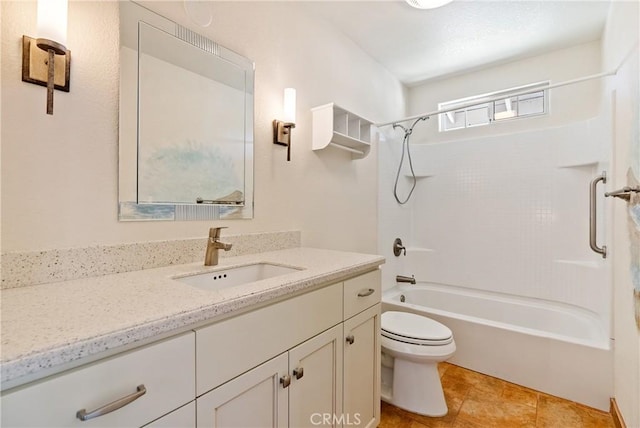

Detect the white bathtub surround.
xmin=0 ymin=247 xmax=384 ymax=388
xmin=383 ymin=284 xmax=612 ymax=411
xmin=387 ymin=112 xmax=613 ymax=326
xmin=0 ymin=230 xmax=300 ymax=289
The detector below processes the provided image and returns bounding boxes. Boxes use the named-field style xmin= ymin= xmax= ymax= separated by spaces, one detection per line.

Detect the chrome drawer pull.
xmin=357 ymin=288 xmax=375 ymax=297
xmin=293 ymin=367 xmax=304 ymax=380
xmin=76 ymin=384 xmax=146 ymax=421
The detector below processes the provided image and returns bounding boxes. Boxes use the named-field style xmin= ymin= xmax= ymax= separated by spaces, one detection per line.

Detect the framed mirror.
xmin=118 ymin=1 xmax=254 ymax=221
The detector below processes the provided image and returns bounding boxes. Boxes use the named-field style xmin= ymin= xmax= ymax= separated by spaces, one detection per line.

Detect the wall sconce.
xmin=22 ymin=0 xmax=71 ymax=115
xmin=273 ymin=88 xmax=296 ymax=161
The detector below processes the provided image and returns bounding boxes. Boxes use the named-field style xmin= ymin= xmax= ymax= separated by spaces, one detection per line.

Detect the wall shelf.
xmin=311 ymin=103 xmax=374 ymax=159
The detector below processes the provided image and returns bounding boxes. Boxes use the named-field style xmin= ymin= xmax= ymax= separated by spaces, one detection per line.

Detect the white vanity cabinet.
xmin=196 ymin=325 xmax=343 ymax=428
xmin=1 ymin=268 xmax=381 ymax=428
xmin=343 ymin=271 xmax=381 ymax=428
xmin=196 ymin=270 xmax=381 ymax=428
xmin=0 ymin=333 xmax=195 ymax=428
xmin=194 ymin=283 xmax=344 ymax=428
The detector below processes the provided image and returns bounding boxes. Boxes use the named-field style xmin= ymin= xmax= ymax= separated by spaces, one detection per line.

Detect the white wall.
xmin=0 ymin=1 xmax=405 ymax=255
xmin=601 ymin=0 xmax=640 ymax=426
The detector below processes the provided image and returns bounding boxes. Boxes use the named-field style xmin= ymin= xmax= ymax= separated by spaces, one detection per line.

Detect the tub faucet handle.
xmin=393 ymin=238 xmax=406 ymax=257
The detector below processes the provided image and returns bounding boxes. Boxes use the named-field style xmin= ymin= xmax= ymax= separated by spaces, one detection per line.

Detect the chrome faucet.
xmin=396 ymin=275 xmax=416 ymax=284
xmin=204 ymin=227 xmax=233 ymax=266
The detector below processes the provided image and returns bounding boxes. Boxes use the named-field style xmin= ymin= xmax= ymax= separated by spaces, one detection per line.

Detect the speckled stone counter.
xmin=0 ymin=247 xmax=384 ymax=389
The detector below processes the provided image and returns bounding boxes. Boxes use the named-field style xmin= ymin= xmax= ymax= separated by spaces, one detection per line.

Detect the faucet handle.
xmin=209 ymin=226 xmax=228 ymax=239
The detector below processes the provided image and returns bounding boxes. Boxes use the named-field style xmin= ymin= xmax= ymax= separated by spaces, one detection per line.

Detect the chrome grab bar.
xmin=589 ymin=172 xmax=607 ymax=258
xmin=76 ymin=384 xmax=146 ymax=421
xmin=605 ymin=185 xmax=640 ymax=201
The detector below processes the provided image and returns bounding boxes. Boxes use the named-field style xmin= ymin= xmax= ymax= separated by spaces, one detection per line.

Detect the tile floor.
xmin=379 ymin=362 xmax=615 ymax=428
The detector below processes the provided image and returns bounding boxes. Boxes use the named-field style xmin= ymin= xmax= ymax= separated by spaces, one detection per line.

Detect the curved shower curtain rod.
xmin=376 ymin=68 xmax=618 ymax=128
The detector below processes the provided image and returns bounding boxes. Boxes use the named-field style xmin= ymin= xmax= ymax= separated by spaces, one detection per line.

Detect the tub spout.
xmin=396 ymin=275 xmax=416 ymax=284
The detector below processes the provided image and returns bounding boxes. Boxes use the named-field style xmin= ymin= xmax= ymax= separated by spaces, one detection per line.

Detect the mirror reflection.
xmin=118 ymin=1 xmax=254 ymax=221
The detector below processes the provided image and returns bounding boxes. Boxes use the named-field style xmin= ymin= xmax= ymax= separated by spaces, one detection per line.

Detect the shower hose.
xmin=392 ymin=116 xmax=428 ymax=204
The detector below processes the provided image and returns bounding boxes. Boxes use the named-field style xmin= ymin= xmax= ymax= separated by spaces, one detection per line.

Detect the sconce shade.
xmin=23 ymin=0 xmax=70 ymax=115
xmin=37 ymin=0 xmax=68 ymax=46
xmin=283 ymin=88 xmax=296 ymax=124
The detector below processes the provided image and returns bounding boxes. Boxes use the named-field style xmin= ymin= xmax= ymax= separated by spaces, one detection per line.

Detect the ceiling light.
xmin=406 ymin=0 xmax=454 ymax=9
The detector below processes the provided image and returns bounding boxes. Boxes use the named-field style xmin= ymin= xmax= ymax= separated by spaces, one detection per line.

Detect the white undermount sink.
xmin=174 ymin=263 xmax=303 ymax=292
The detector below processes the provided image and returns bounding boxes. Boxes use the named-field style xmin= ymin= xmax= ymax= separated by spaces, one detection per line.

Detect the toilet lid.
xmin=381 ymin=311 xmax=453 ymax=345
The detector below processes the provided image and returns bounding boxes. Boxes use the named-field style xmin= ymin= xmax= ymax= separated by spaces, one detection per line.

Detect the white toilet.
xmin=380 ymin=311 xmax=456 ymax=417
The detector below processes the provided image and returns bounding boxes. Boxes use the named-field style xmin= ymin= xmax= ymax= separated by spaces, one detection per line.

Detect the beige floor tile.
xmin=456 ymin=396 xmax=537 ymax=428
xmin=536 ymin=394 xmax=615 ymax=428
xmin=501 ymin=383 xmax=538 ymax=408
xmin=381 ymin=364 xmax=615 ymax=428
xmin=438 ymin=362 xmax=453 ymax=378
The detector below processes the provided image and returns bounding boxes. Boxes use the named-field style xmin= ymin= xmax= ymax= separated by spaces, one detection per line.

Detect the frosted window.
xmin=438 ymin=82 xmax=548 ymax=132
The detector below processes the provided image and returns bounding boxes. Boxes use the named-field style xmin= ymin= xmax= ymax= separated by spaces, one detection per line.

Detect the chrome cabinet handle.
xmin=589 ymin=172 xmax=607 ymax=258
xmin=357 ymin=288 xmax=375 ymax=297
xmin=280 ymin=374 xmax=291 ymax=388
xmin=76 ymin=384 xmax=146 ymax=421
xmin=293 ymin=367 xmax=304 ymax=380
xmin=346 ymin=335 xmax=355 ymax=345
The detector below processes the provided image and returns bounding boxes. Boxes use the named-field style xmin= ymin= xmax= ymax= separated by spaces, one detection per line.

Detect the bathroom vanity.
xmin=0 ymin=248 xmax=382 ymax=428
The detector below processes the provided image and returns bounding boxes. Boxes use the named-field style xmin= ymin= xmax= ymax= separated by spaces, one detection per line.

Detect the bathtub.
xmin=383 ymin=283 xmax=613 ymax=411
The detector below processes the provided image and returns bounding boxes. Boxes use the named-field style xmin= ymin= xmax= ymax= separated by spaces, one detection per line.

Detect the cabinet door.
xmin=343 ymin=304 xmax=380 ymax=428
xmin=196 ymin=353 xmax=288 ymax=428
xmin=288 ymin=325 xmax=343 ymax=428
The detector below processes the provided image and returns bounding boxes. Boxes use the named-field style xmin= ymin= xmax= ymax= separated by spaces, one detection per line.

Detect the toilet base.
xmin=384 ymin=357 xmax=448 ymax=417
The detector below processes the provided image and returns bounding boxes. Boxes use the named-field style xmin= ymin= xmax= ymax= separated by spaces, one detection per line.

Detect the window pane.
xmin=518 ymin=91 xmax=544 ymax=116
xmin=466 ymin=105 xmax=490 ymax=127
xmin=442 ymin=110 xmax=465 ymax=130
xmin=494 ymin=97 xmax=517 ymax=120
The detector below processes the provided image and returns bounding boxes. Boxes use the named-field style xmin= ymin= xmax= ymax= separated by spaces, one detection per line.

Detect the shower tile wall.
xmin=402 ymin=112 xmax=611 ymax=324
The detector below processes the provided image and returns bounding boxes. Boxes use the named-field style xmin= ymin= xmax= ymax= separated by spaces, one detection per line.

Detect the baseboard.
xmin=610 ymin=398 xmax=627 ymax=428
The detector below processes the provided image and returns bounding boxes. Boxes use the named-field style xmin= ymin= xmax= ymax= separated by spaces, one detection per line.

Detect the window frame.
xmin=438 ymin=81 xmax=549 ymax=132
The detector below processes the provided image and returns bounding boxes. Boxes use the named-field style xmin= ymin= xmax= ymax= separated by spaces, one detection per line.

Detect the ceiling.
xmin=300 ymin=0 xmax=612 ymax=86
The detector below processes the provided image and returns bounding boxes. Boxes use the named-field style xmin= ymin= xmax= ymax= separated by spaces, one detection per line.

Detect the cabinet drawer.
xmin=196 ymin=282 xmax=342 ymax=395
xmin=343 ymin=270 xmax=381 ymax=319
xmin=143 ymin=402 xmax=195 ymax=428
xmin=1 ymin=333 xmax=195 ymax=428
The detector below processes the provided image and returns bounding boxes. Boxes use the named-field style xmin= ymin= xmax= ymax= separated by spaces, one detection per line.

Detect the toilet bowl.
xmin=380 ymin=311 xmax=456 ymax=417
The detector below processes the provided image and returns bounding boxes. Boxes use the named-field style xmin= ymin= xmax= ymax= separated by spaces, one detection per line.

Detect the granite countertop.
xmin=1 ymin=247 xmax=384 ymax=388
